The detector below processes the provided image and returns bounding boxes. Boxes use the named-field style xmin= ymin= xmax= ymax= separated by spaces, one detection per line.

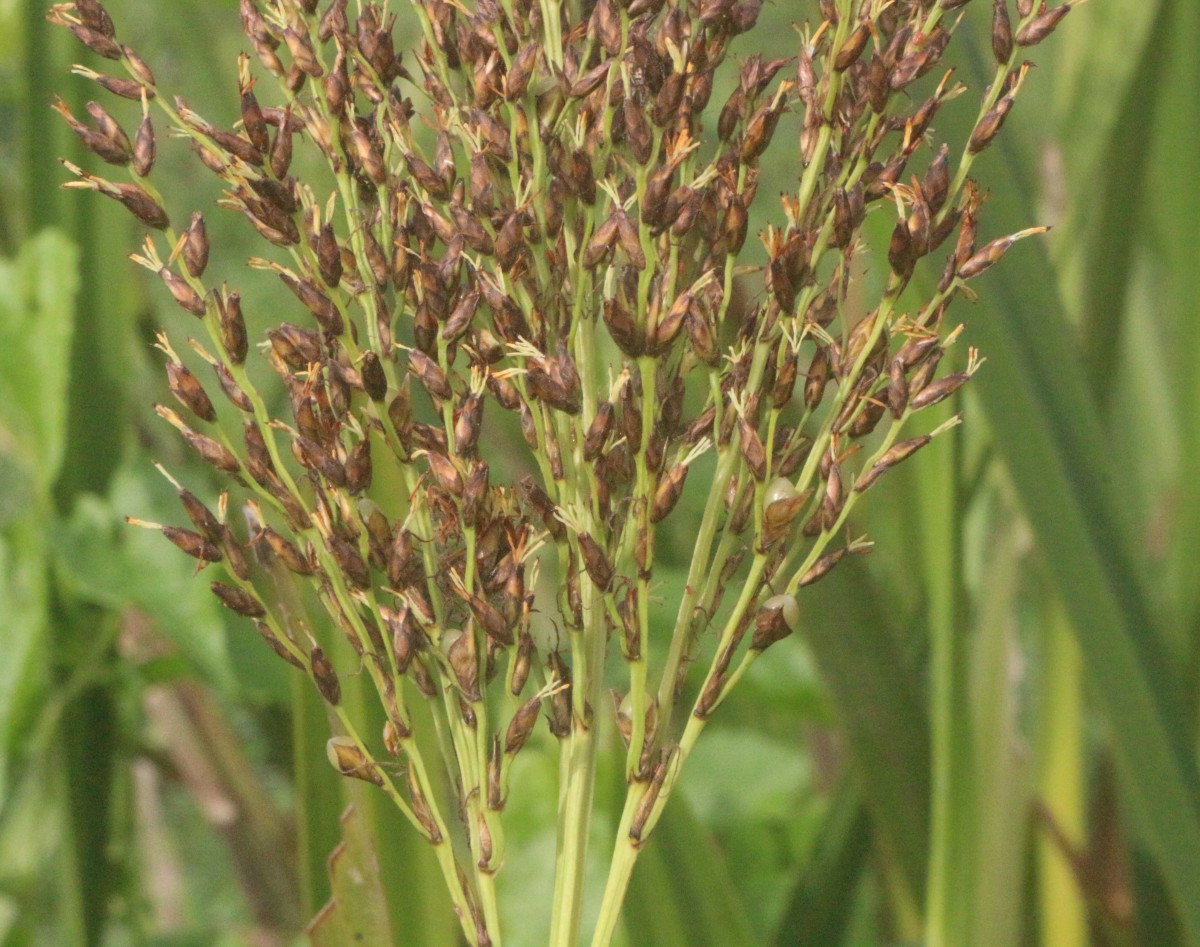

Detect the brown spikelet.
xmin=211 ymin=581 xmax=266 ymax=618
xmin=310 ymin=646 xmax=342 ymax=705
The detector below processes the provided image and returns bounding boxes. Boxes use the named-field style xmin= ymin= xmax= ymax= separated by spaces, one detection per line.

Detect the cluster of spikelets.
xmin=50 ymin=0 xmax=1073 ymax=942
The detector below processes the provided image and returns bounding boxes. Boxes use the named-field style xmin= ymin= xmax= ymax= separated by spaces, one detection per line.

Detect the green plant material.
xmin=0 ymin=228 xmax=79 ymax=780
xmin=919 ymin=405 xmax=970 ymax=947
xmin=1036 ymin=593 xmax=1087 ymax=947
xmin=1075 ymin=2 xmax=1170 ymax=407
xmin=772 ymin=777 xmax=872 ymax=947
xmin=55 ymin=484 xmax=235 ymax=693
xmin=0 ymin=228 xmax=80 ymax=944
xmin=0 ymin=229 xmax=77 ymax=493
xmin=621 ymin=792 xmax=755 ymax=947
xmin=967 ymin=156 xmax=1200 ymax=946
xmin=307 ymin=802 xmax=396 ymax=947
xmin=966 ymin=507 xmax=1031 ymax=947
xmin=292 ymin=663 xmax=348 ymax=921
xmin=796 ymin=557 xmax=930 ymax=913
xmin=1144 ymin=1 xmax=1200 ymax=659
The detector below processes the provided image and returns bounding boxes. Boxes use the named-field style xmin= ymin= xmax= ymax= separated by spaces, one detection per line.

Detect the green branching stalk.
xmin=48 ymin=0 xmax=1079 ymax=943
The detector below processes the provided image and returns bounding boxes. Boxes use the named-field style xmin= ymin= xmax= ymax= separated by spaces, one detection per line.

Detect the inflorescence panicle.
xmin=50 ymin=0 xmax=1075 ymax=943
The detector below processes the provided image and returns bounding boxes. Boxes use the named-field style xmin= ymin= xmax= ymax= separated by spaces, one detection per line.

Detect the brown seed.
xmin=66 ymin=22 xmax=122 ymax=59
xmin=992 ymin=0 xmax=1014 ymax=64
xmin=173 ymin=487 xmax=221 ymax=542
xmin=547 ymin=651 xmax=573 ymax=737
xmin=179 ymin=423 xmax=241 ymax=473
xmin=888 ymin=358 xmax=909 ymax=418
xmin=216 ymin=290 xmax=248 ymax=365
xmin=240 ymin=88 xmax=268 ymax=156
xmin=268 ymin=323 xmax=321 ymax=368
xmin=158 ymin=267 xmax=206 ymax=317
xmin=282 ymin=26 xmax=322 ymax=77
xmin=959 ymin=227 xmax=1049 ymax=279
xmin=166 ymin=360 xmax=217 ymax=423
xmin=279 ymin=272 xmax=342 ymax=334
xmin=751 ymin=594 xmax=799 ymax=651
xmin=74 ymin=0 xmax=115 ymax=38
xmin=797 ymin=546 xmax=847 ymax=585
xmin=763 ymin=488 xmax=811 ymax=531
xmin=345 ymin=438 xmax=372 ymax=494
xmin=94 ymin=177 xmax=168 ymax=228
xmin=461 ymin=460 xmax=490 ymax=528
xmin=849 ymin=396 xmax=886 ymax=437
xmin=359 ymin=352 xmax=387 ymax=402
xmin=717 ymin=85 xmax=745 ymax=143
xmin=923 ymin=146 xmax=951 ymax=214
xmin=616 ymin=212 xmax=647 ymax=270
xmin=618 ymin=377 xmax=642 ymax=452
xmin=259 ymin=526 xmax=313 ymax=575
xmin=446 ymin=627 xmax=480 ymax=701
xmin=154 ymin=524 xmax=222 ymax=563
xmin=888 ymin=217 xmax=917 ymax=280
xmin=210 ymin=581 xmax=266 ymax=617
xmin=649 ymin=291 xmax=690 ymax=356
xmin=722 ymin=197 xmax=749 ymax=255
xmin=426 ymin=450 xmax=463 ymax=495
xmin=406 ymin=767 xmax=442 ymax=842
xmin=629 ymin=756 xmax=670 ymax=841
xmin=129 ymin=107 xmax=155 ymax=177
xmin=583 ymin=401 xmax=614 ymax=462
xmin=623 ymin=97 xmax=654 ymax=165
xmin=179 ymin=212 xmax=209 ymax=278
xmin=602 ymin=298 xmax=644 ymax=357
xmin=909 ymin=371 xmax=970 ymax=410
xmin=511 ymin=632 xmax=534 ymax=697
xmin=741 ymin=99 xmax=784 ymax=163
xmin=310 ymin=646 xmax=342 ymax=705
xmin=578 ymin=532 xmax=614 ymax=591
xmin=328 ymin=535 xmax=371 ymax=590
xmin=834 ymin=21 xmax=871 ymax=71
xmin=504 ymin=694 xmax=543 ymax=755
xmin=804 ymin=346 xmax=830 ymax=410
xmin=408 ymin=348 xmax=453 ymax=401
xmin=454 ymin=391 xmax=485 ymax=455
xmin=326 ymin=736 xmax=381 ymax=784
xmin=650 ymin=462 xmax=689 ymax=523
xmin=856 ymin=435 xmax=933 ymax=492
xmin=968 ymin=93 xmax=1015 ymax=154
xmin=584 ymin=211 xmax=621 ymax=269
xmin=54 ymin=97 xmax=130 ymax=165
xmin=122 ymin=45 xmax=156 ymax=87
xmin=1015 ymin=5 xmax=1070 ymax=46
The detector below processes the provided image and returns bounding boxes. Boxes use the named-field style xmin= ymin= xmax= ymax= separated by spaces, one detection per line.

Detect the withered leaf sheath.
xmin=54 ymin=0 xmax=1071 ymax=937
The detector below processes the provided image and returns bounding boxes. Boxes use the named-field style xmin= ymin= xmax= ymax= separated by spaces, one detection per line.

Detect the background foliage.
xmin=2 ymin=1 xmax=1198 ymax=945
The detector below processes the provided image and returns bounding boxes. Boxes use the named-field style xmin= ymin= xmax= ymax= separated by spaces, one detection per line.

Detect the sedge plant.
xmin=49 ymin=0 xmax=1076 ymax=943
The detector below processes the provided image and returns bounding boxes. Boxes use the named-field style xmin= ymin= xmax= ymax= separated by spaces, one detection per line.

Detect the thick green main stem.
xmin=549 ymin=580 xmax=608 ymax=947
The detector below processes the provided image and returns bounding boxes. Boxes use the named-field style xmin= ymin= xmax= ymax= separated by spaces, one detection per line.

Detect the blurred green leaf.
xmin=773 ymin=777 xmax=871 ymax=947
xmin=968 ymin=133 xmax=1200 ymax=947
xmin=307 ymin=803 xmax=395 ymax=947
xmin=54 ymin=471 xmax=234 ymax=693
xmin=623 ymin=792 xmax=757 ymax=947
xmin=0 ymin=229 xmax=77 ymax=489
xmin=0 ymin=229 xmax=78 ymax=798
xmin=798 ymin=558 xmax=930 ymax=911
